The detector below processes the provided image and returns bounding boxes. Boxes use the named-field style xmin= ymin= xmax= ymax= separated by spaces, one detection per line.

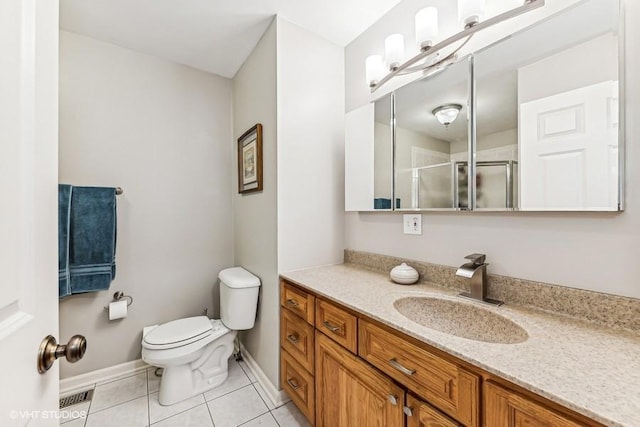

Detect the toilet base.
xmin=151 ymin=330 xmax=238 ymax=406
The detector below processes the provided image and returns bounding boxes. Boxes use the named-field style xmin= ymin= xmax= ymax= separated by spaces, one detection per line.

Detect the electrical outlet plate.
xmin=403 ymin=214 xmax=422 ymax=235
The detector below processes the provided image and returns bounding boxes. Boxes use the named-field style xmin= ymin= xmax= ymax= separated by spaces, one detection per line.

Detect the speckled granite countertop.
xmin=281 ymin=264 xmax=640 ymax=427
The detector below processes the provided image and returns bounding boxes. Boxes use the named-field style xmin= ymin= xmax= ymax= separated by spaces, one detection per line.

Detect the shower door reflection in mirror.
xmin=394 ymin=58 xmax=471 ymax=210
xmin=474 ymin=0 xmax=621 ymax=211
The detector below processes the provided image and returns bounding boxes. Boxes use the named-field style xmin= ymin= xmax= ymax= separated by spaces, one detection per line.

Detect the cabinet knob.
xmin=286 ymin=298 xmax=299 ymax=308
xmin=287 ymin=334 xmax=300 ymax=344
xmin=403 ymin=406 xmax=414 ymax=417
xmin=388 ymin=394 xmax=398 ymax=405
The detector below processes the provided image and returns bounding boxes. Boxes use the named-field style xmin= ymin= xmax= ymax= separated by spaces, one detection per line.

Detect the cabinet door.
xmin=315 ymin=331 xmax=404 ymax=427
xmin=484 ymin=381 xmax=584 ymax=427
xmin=406 ymin=394 xmax=461 ymax=427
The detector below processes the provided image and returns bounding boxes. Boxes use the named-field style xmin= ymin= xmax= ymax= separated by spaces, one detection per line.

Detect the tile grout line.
xmin=89 ymin=393 xmax=148 ymax=417
xmin=269 ymin=407 xmax=283 ymax=427
xmin=203 ymin=377 xmax=253 ymax=404
xmin=250 ymin=382 xmax=273 ymax=412
xmin=236 ymin=409 xmax=274 ymax=426
xmin=150 ymin=401 xmax=209 ymax=426
xmin=81 ymin=382 xmax=94 ymax=427
xmin=237 ymin=360 xmax=257 ymax=384
xmin=204 ymin=398 xmax=217 ymax=427
xmin=146 ymin=370 xmax=151 ymax=427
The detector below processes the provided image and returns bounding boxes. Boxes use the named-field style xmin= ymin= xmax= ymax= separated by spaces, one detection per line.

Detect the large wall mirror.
xmin=394 ymin=58 xmax=471 ymax=211
xmin=475 ymin=0 xmax=621 ymax=211
xmin=345 ymin=0 xmax=623 ymax=212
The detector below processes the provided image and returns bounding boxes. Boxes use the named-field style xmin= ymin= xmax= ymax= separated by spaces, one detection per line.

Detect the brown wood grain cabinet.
xmin=279 ymin=279 xmax=602 ymax=427
xmin=359 ymin=319 xmax=479 ymax=426
xmin=316 ymin=332 xmax=404 ymax=427
xmin=484 ymin=381 xmax=585 ymax=427
xmin=315 ymin=298 xmax=358 ymax=353
xmin=280 ymin=308 xmax=315 ymax=373
xmin=281 ymin=281 xmax=315 ymax=324
xmin=281 ymin=349 xmax=315 ymax=421
xmin=406 ymin=394 xmax=461 ymax=427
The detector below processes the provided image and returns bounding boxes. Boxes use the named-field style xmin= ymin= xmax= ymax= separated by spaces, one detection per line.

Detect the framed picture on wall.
xmin=237 ymin=123 xmax=263 ymax=194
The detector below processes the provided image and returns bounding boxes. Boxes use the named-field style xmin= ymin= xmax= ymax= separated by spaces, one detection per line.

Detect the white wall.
xmin=344 ymin=1 xmax=640 ymax=299
xmin=276 ymin=18 xmax=345 ymax=273
xmin=59 ymin=31 xmax=234 ymax=377
xmin=232 ymin=21 xmax=280 ymax=387
xmin=232 ymin=18 xmax=345 ymax=389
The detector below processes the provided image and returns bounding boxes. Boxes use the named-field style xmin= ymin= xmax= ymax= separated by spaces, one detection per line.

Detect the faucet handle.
xmin=464 ymin=253 xmax=486 ymax=265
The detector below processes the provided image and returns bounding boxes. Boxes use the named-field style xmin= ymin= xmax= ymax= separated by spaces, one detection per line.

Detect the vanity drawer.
xmin=281 ymin=280 xmax=315 ymax=325
xmin=281 ymin=349 xmax=315 ymax=424
xmin=281 ymin=308 xmax=315 ymax=373
xmin=359 ymin=319 xmax=479 ymax=427
xmin=315 ymin=298 xmax=358 ymax=353
xmin=407 ymin=394 xmax=461 ymax=427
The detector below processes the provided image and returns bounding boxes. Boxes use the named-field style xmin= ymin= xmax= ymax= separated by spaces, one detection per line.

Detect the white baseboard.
xmin=60 ymin=347 xmax=288 ymax=407
xmin=239 ymin=343 xmax=290 ymax=407
xmin=60 ymin=359 xmax=149 ymax=396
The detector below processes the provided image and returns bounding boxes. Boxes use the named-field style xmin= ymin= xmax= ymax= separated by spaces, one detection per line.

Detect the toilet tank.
xmin=218 ymin=267 xmax=261 ymax=330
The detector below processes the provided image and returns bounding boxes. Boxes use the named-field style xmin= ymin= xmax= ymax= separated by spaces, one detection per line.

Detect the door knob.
xmin=37 ymin=335 xmax=86 ymax=374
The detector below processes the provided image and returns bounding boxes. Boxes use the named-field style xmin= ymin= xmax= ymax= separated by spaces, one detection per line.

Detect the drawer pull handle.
xmin=403 ymin=406 xmax=414 ymax=417
xmin=286 ymin=378 xmax=301 ymax=390
xmin=388 ymin=394 xmax=398 ymax=405
xmin=322 ymin=321 xmax=341 ymax=333
xmin=286 ymin=334 xmax=300 ymax=344
xmin=286 ymin=299 xmax=299 ymax=308
xmin=389 ymin=358 xmax=416 ymax=376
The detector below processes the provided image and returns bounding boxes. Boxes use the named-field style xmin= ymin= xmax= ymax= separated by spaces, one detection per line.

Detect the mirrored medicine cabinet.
xmin=345 ymin=0 xmax=624 ymax=212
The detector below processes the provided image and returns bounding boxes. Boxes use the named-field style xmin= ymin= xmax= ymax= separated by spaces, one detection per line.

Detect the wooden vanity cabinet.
xmin=316 ymin=331 xmax=404 ymax=427
xmin=280 ymin=280 xmax=602 ymax=427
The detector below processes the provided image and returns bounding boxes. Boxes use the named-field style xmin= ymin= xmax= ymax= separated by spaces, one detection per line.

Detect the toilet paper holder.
xmin=103 ymin=291 xmax=133 ymax=310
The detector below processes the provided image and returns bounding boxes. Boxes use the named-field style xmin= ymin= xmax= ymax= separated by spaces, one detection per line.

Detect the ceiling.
xmin=59 ymin=0 xmax=403 ymax=78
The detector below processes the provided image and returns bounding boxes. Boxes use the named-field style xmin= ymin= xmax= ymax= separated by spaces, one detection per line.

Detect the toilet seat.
xmin=143 ymin=316 xmax=228 ymax=350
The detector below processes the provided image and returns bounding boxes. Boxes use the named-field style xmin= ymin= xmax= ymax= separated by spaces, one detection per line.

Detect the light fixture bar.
xmin=370 ymin=0 xmax=544 ymax=92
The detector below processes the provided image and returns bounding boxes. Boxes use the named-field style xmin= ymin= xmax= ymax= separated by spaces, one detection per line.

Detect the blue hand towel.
xmin=58 ymin=185 xmax=73 ymax=298
xmin=63 ymin=186 xmax=117 ymax=297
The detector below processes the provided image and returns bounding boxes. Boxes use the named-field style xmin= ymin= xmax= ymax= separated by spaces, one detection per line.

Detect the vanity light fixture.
xmin=366 ymin=0 xmax=545 ymax=92
xmin=433 ymin=104 xmax=462 ymax=127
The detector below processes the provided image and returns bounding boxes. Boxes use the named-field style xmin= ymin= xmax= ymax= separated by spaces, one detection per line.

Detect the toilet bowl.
xmin=141 ymin=267 xmax=260 ymax=405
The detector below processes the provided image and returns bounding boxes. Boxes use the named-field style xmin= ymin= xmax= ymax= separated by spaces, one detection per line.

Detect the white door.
xmin=0 ymin=0 xmax=60 ymax=425
xmin=520 ymin=80 xmax=619 ymax=210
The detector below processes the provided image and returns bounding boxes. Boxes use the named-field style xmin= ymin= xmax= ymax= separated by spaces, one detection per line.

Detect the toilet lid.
xmin=143 ymin=316 xmax=213 ymax=349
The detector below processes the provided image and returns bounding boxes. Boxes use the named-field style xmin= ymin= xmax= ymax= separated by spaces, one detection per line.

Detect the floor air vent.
xmin=59 ymin=389 xmax=94 ymax=409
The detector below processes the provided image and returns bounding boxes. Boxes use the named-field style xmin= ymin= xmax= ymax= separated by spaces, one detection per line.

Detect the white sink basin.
xmin=394 ymin=296 xmax=529 ymax=344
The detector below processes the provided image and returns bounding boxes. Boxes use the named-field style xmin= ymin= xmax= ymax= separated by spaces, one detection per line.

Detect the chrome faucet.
xmin=456 ymin=253 xmax=502 ymax=305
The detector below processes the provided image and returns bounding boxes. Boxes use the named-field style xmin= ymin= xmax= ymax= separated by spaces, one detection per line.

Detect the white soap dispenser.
xmin=390 ymin=263 xmax=419 ymax=285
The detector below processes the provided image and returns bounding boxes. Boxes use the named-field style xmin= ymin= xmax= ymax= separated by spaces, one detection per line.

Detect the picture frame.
xmin=237 ymin=123 xmax=263 ymax=194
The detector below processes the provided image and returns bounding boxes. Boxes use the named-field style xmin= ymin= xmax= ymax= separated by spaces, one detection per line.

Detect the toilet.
xmin=141 ymin=267 xmax=260 ymax=405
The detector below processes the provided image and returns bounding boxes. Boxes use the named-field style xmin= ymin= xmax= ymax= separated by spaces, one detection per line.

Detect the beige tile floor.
xmin=60 ymin=358 xmax=310 ymax=427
